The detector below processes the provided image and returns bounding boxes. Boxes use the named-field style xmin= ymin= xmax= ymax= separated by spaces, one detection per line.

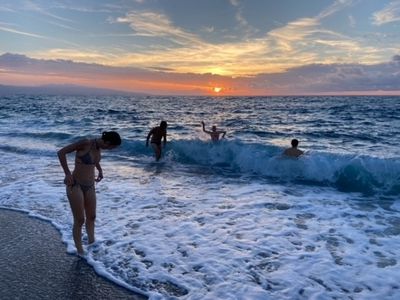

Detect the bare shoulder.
xmin=71 ymin=138 xmax=92 ymax=151
xmin=58 ymin=138 xmax=90 ymax=154
xmin=283 ymin=148 xmax=304 ymax=158
xmin=78 ymin=138 xmax=92 ymax=145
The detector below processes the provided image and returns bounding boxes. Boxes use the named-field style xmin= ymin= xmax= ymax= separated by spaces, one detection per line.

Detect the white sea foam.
xmin=1 ymin=95 xmax=400 ymax=299
xmin=1 ymin=153 xmax=400 ymax=299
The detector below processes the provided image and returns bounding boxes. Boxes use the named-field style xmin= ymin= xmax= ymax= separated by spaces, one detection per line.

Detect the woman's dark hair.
xmin=160 ymin=121 xmax=167 ymax=129
xmin=102 ymin=131 xmax=121 ymax=146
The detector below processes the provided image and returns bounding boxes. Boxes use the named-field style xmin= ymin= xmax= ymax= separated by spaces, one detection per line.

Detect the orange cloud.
xmin=1 ymin=53 xmax=400 ymax=96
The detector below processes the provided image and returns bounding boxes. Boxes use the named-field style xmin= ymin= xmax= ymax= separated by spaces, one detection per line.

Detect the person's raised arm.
xmin=201 ymin=121 xmax=211 ymax=134
xmin=221 ymin=131 xmax=226 ymax=139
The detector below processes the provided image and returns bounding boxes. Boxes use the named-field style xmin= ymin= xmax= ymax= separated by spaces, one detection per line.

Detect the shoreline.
xmin=0 ymin=208 xmax=147 ymax=300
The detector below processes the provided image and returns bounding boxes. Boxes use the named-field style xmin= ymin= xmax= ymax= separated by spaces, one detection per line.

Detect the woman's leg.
xmin=151 ymin=143 xmax=161 ymax=161
xmin=67 ymin=185 xmax=85 ymax=254
xmin=84 ymin=187 xmax=97 ymax=244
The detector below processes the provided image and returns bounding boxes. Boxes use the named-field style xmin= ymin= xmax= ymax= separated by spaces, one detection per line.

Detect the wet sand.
xmin=0 ymin=208 xmax=147 ymax=300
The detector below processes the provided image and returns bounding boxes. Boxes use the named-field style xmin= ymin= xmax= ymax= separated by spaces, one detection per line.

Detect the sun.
xmin=213 ymin=87 xmax=222 ymax=93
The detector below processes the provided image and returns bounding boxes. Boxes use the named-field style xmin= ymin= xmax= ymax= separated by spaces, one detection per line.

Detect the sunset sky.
xmin=1 ymin=0 xmax=400 ymax=95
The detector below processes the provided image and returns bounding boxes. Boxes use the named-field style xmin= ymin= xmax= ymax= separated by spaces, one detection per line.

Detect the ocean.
xmin=0 ymin=95 xmax=399 ymax=299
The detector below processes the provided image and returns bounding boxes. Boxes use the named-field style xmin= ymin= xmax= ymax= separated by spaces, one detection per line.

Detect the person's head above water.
xmin=291 ymin=139 xmax=299 ymax=148
xmin=212 ymin=125 xmax=217 ymax=132
xmin=160 ymin=121 xmax=168 ymax=129
xmin=102 ymin=131 xmax=121 ymax=147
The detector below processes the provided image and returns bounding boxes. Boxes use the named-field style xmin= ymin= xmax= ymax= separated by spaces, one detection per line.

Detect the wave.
xmin=0 ymin=144 xmax=57 ymax=157
xmin=1 ymin=131 xmax=73 ymax=140
xmin=1 ymin=133 xmax=398 ymax=196
xmin=121 ymin=139 xmax=400 ymax=196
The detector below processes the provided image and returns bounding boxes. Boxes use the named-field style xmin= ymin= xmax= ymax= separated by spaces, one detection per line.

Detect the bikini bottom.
xmin=72 ymin=178 xmax=94 ymax=193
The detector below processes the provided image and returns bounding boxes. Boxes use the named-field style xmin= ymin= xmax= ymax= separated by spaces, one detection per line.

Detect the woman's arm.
xmin=95 ymin=161 xmax=103 ymax=182
xmin=146 ymin=128 xmax=154 ymax=146
xmin=163 ymin=130 xmax=167 ymax=146
xmin=57 ymin=139 xmax=87 ymax=185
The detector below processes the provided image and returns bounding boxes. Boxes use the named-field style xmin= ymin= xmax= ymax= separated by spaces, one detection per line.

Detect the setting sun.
xmin=213 ymin=87 xmax=222 ymax=93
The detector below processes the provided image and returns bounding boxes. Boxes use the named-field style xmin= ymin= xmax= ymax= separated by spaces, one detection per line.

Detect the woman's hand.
xmin=95 ymin=172 xmax=103 ymax=182
xmin=64 ymin=173 xmax=74 ymax=186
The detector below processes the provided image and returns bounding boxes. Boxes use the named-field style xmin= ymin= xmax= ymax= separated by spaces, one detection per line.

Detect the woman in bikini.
xmin=57 ymin=131 xmax=121 ymax=255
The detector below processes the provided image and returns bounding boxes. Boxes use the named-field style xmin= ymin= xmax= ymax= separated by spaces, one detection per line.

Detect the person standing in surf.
xmin=201 ymin=121 xmax=226 ymax=142
xmin=146 ymin=120 xmax=168 ymax=161
xmin=57 ymin=131 xmax=121 ymax=255
xmin=283 ymin=139 xmax=304 ymax=158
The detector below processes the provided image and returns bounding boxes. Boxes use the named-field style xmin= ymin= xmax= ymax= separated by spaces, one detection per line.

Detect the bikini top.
xmin=76 ymin=140 xmax=98 ymax=165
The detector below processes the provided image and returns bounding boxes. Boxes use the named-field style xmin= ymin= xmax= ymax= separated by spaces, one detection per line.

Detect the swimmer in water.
xmin=201 ymin=121 xmax=226 ymax=142
xmin=146 ymin=121 xmax=168 ymax=161
xmin=283 ymin=139 xmax=304 ymax=158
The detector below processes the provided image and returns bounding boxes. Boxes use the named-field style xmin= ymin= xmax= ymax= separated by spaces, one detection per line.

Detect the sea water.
xmin=0 ymin=95 xmax=399 ymax=299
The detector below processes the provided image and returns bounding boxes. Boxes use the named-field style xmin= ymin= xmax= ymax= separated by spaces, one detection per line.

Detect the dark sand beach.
xmin=0 ymin=208 xmax=147 ymax=300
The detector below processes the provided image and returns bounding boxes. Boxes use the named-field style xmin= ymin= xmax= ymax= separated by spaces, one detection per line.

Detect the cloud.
xmin=116 ymin=11 xmax=203 ymax=46
xmin=0 ymin=23 xmax=80 ymax=47
xmin=252 ymin=59 xmax=400 ymax=93
xmin=22 ymin=1 xmax=383 ymax=79
xmin=373 ymin=1 xmax=400 ymax=25
xmin=23 ymin=0 xmax=75 ymax=23
xmin=2 ymin=1 xmax=396 ymax=85
xmin=262 ymin=1 xmax=391 ymax=68
xmin=70 ymin=3 xmax=379 ymax=76
xmin=266 ymin=0 xmax=357 ymax=52
xmin=348 ymin=15 xmax=356 ymax=27
xmin=268 ymin=18 xmax=320 ymax=49
xmin=265 ymin=16 xmax=362 ymax=66
xmin=229 ymin=0 xmax=258 ymax=37
xmin=51 ymin=3 xmax=115 ymax=13
xmin=1 ymin=1 xmax=81 ymax=32
xmin=201 ymin=26 xmax=214 ymax=33
xmin=0 ymin=6 xmax=15 ymax=12
xmin=1 ymin=52 xmax=399 ymax=95
xmin=317 ymin=0 xmax=355 ymax=20
xmin=0 ymin=52 xmax=229 ymax=94
xmin=32 ymin=48 xmax=114 ymax=62
xmin=229 ymin=0 xmax=240 ymax=7
xmin=0 ymin=25 xmax=47 ymax=39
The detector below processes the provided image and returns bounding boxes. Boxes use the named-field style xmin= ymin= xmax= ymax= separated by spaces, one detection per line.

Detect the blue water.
xmin=1 ymin=95 xmax=400 ymax=299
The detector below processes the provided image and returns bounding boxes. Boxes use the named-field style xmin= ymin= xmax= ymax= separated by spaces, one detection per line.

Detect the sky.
xmin=0 ymin=0 xmax=399 ymax=95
